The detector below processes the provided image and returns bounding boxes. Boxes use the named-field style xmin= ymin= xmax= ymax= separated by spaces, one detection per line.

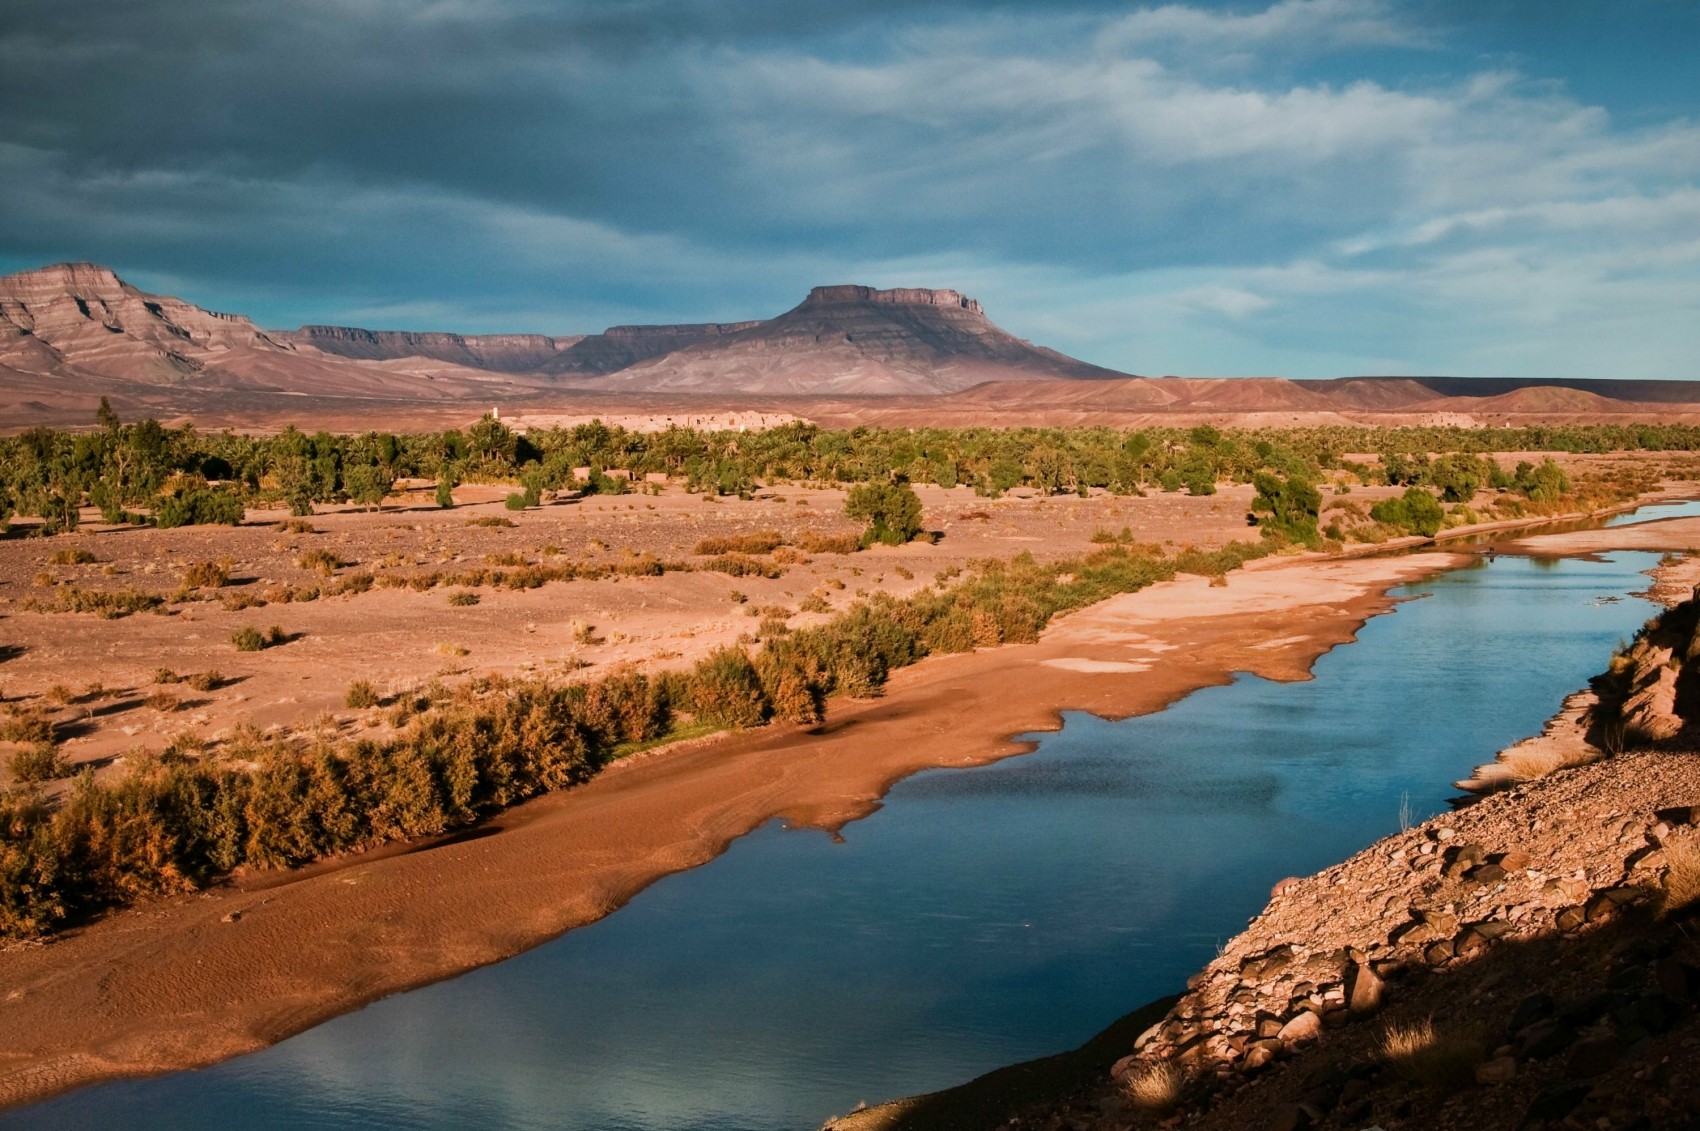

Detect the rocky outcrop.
xmin=282 ymin=326 xmax=583 ymax=373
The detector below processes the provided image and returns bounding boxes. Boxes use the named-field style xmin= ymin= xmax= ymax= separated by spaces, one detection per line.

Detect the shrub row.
xmin=0 ymin=536 xmax=1261 ymax=939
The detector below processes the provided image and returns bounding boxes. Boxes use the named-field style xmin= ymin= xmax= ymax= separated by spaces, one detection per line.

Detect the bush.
xmin=465 ymin=516 xmax=515 ymax=528
xmin=1249 ymin=471 xmax=1322 ymax=547
xmin=687 ymin=648 xmax=770 ymax=728
xmin=154 ymin=486 xmax=245 ymax=529
xmin=845 ymin=482 xmax=924 ymax=547
xmin=181 ymin=558 xmax=231 ymax=589
xmin=797 ymin=532 xmax=861 ymax=554
xmin=296 ymin=548 xmax=341 ymax=576
xmin=186 ymin=670 xmax=224 ymax=692
xmin=49 ymin=547 xmax=97 ymax=565
xmin=276 ymin=518 xmax=315 ymax=534
xmin=7 ymin=743 xmax=67 ymax=783
xmin=345 ymin=680 xmax=380 ymax=709
xmin=695 ymin=531 xmax=784 ymax=555
xmin=1371 ymin=487 xmax=1446 ymax=537
xmin=504 ymin=492 xmax=528 ymax=511
xmin=231 ymin=627 xmax=265 ymax=652
xmin=435 ymin=478 xmax=455 ymax=508
xmin=446 ymin=590 xmax=480 ymax=606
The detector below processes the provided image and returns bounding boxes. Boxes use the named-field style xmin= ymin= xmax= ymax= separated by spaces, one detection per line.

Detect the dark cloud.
xmin=1 ymin=1 xmax=1697 ymax=378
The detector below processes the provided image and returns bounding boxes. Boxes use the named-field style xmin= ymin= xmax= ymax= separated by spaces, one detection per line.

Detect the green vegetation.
xmin=1370 ymin=487 xmax=1447 ymax=537
xmin=344 ymin=680 xmax=380 ymax=709
xmin=231 ymin=625 xmax=287 ymax=652
xmin=844 ymin=481 xmax=924 ymax=546
xmin=1248 ymin=471 xmax=1322 ymax=548
xmin=0 ymin=400 xmax=1684 ymax=534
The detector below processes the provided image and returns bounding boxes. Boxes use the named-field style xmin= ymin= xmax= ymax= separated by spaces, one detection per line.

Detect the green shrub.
xmin=8 ymin=743 xmax=67 ymax=783
xmin=231 ymin=627 xmax=265 ymax=652
xmin=688 ymin=648 xmax=770 ymax=728
xmin=345 ymin=680 xmax=380 ymax=709
xmin=1371 ymin=487 xmax=1446 ymax=537
xmin=845 ymin=481 xmax=924 ymax=547
xmin=504 ymin=492 xmax=528 ymax=511
xmin=49 ymin=547 xmax=97 ymax=565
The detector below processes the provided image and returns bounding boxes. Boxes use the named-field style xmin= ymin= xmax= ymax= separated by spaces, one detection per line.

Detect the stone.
xmin=1564 ymin=1032 xmax=1627 ymax=1078
xmin=1522 ymin=1084 xmax=1591 ymax=1124
xmin=1424 ymin=940 xmax=1456 ymax=965
xmin=1466 ymin=863 xmax=1508 ymax=883
xmin=1555 ymin=905 xmax=1587 ymax=931
xmin=1654 ymin=805 xmax=1700 ymax=826
xmin=1278 ymin=1010 xmax=1324 ymax=1045
xmin=1498 ymin=849 xmax=1533 ymax=873
xmin=1516 ymin=1017 xmax=1579 ymax=1060
xmin=1507 ymin=992 xmax=1556 ymax=1035
xmin=1475 ymin=1055 xmax=1517 ymax=1085
xmin=1242 ymin=1040 xmax=1281 ymax=1072
xmin=1265 ymin=1104 xmax=1312 ymax=1131
xmin=1347 ymin=961 xmax=1384 ymax=1016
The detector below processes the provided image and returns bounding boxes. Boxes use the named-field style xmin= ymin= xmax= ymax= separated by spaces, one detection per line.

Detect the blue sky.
xmin=2 ymin=0 xmax=1698 ymax=379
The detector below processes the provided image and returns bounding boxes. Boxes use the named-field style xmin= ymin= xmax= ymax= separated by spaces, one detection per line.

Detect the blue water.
xmin=6 ymin=550 xmax=1672 ymax=1131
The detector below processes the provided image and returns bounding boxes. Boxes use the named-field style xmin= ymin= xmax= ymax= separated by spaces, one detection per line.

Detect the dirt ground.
xmin=0 ymin=480 xmax=1266 ymax=780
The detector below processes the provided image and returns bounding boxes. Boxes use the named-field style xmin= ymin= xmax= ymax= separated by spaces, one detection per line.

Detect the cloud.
xmin=0 ymin=0 xmax=1697 ymax=378
xmin=1099 ymin=0 xmax=1422 ymax=53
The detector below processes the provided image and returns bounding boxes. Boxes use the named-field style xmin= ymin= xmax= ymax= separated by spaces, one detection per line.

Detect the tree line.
xmin=0 ymin=402 xmax=1693 ymax=533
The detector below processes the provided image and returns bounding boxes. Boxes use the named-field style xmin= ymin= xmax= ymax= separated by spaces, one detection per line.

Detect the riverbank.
xmin=833 ymin=522 xmax=1700 ymax=1131
xmin=0 ymin=546 xmax=1472 ymax=1109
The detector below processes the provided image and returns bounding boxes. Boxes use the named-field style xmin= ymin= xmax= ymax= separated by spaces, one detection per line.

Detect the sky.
xmin=1 ymin=0 xmax=1698 ymax=379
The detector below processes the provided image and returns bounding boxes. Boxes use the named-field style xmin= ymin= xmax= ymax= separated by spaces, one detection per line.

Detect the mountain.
xmin=539 ymin=321 xmax=765 ymax=377
xmin=0 ymin=262 xmax=290 ymax=384
xmin=282 ymin=326 xmax=583 ymax=373
xmin=590 ymin=285 xmax=1132 ymax=395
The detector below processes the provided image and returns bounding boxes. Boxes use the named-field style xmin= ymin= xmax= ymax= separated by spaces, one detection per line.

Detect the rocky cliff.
xmin=538 ymin=321 xmax=764 ymax=378
xmin=0 ymin=262 xmax=288 ymax=383
xmin=282 ymin=326 xmax=582 ymax=373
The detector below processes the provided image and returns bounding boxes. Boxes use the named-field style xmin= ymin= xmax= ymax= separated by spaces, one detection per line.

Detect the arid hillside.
xmin=7 ymin=263 xmax=1700 ymax=432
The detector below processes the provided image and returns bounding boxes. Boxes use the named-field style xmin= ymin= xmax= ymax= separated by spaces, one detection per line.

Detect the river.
xmin=7 ymin=529 xmax=1689 ymax=1130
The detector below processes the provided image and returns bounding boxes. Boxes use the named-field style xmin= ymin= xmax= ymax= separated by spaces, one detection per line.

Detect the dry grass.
xmin=1499 ymin=742 xmax=1584 ymax=781
xmin=797 ymin=532 xmax=860 ymax=554
xmin=1661 ymin=833 xmax=1700 ymax=918
xmin=345 ymin=680 xmax=380 ymax=709
xmin=1380 ymin=1018 xmax=1483 ymax=1089
xmin=446 ymin=590 xmax=480 ymax=607
xmin=296 ymin=548 xmax=342 ymax=577
xmin=181 ymin=557 xmax=232 ymax=589
xmin=694 ymin=531 xmax=784 ymax=555
xmin=48 ymin=547 xmax=97 ymax=566
xmin=1121 ymin=1061 xmax=1184 ymax=1113
xmin=275 ymin=518 xmax=315 ymax=534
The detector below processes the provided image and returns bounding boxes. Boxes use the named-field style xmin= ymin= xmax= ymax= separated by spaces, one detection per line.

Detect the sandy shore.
xmin=0 ymin=548 xmax=1471 ymax=1110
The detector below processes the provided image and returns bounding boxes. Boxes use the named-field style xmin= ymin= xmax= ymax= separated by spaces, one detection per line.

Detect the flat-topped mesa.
xmin=285 ymin=325 xmax=583 ymax=372
xmin=801 ymin=284 xmax=984 ymax=315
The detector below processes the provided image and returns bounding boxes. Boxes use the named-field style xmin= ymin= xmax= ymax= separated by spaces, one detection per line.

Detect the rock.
xmin=1498 ymin=849 xmax=1533 ymax=873
xmin=1242 ymin=1039 xmax=1281 ymax=1072
xmin=1265 ymin=1103 xmax=1312 ymax=1131
xmin=1517 ymin=1017 xmax=1579 ymax=1060
xmin=1555 ymin=905 xmax=1587 ymax=931
xmin=221 ymin=910 xmax=242 ymax=923
xmin=1507 ymin=992 xmax=1555 ymax=1036
xmin=1278 ymin=1010 xmax=1324 ymax=1045
xmin=1522 ymin=1083 xmax=1591 ymax=1124
xmin=1654 ymin=804 xmax=1700 ymax=826
xmin=1466 ymin=862 xmax=1508 ymax=883
xmin=1424 ymin=940 xmax=1456 ymax=965
xmin=1475 ymin=1055 xmax=1517 ymax=1085
xmin=1565 ymin=1032 xmax=1627 ymax=1078
xmin=1347 ymin=961 xmax=1384 ymax=1016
